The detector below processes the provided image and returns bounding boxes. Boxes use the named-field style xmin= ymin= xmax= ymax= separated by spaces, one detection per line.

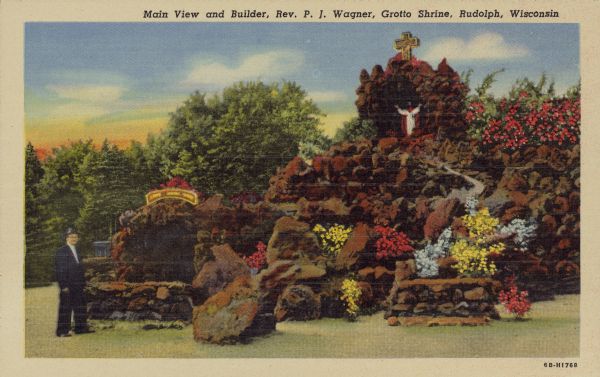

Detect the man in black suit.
xmin=55 ymin=228 xmax=94 ymax=337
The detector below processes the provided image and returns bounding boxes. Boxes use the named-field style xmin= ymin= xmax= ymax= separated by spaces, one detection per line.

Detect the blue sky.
xmin=25 ymin=23 xmax=580 ymax=148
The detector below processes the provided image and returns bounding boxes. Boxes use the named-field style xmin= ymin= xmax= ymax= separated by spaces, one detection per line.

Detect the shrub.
xmin=243 ymin=241 xmax=267 ymax=271
xmin=450 ymin=202 xmax=505 ymax=276
xmin=466 ymin=73 xmax=580 ymax=151
xmin=450 ymin=198 xmax=538 ymax=277
xmin=498 ymin=277 xmax=532 ymax=319
xmin=477 ymin=94 xmax=580 ymax=152
xmin=340 ymin=278 xmax=362 ymax=320
xmin=373 ymin=226 xmax=414 ymax=260
xmin=313 ymin=224 xmax=353 ymax=256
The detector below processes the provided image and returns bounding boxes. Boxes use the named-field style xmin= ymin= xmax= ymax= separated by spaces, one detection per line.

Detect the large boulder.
xmin=192 ymin=257 xmax=324 ymax=344
xmin=192 ymin=276 xmax=275 ymax=344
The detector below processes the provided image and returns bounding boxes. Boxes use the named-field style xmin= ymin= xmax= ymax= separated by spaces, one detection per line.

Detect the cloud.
xmin=47 ymin=85 xmax=125 ymax=103
xmin=422 ymin=32 xmax=530 ymax=62
xmin=309 ymin=91 xmax=347 ymax=103
xmin=49 ymin=103 xmax=110 ymax=118
xmin=48 ymin=70 xmax=129 ymax=86
xmin=183 ymin=50 xmax=305 ymax=87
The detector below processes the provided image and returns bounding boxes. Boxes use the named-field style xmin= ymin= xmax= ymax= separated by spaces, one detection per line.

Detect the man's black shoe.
xmin=57 ymin=333 xmax=71 ymax=337
xmin=74 ymin=328 xmax=95 ymax=334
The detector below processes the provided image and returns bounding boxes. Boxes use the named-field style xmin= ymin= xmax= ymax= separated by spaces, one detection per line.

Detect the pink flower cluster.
xmin=465 ymin=101 xmax=485 ymax=123
xmin=243 ymin=241 xmax=267 ymax=270
xmin=373 ymin=226 xmax=414 ymax=260
xmin=474 ymin=93 xmax=580 ymax=151
xmin=498 ymin=277 xmax=532 ymax=319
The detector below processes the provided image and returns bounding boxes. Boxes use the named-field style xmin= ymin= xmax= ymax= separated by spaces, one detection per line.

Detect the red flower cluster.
xmin=498 ymin=277 xmax=532 ymax=319
xmin=373 ymin=226 xmax=414 ymax=260
xmin=160 ymin=176 xmax=193 ymax=190
xmin=476 ymin=93 xmax=580 ymax=152
xmin=243 ymin=241 xmax=267 ymax=270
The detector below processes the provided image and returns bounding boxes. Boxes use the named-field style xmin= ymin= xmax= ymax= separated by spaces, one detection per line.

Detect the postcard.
xmin=1 ymin=1 xmax=599 ymax=376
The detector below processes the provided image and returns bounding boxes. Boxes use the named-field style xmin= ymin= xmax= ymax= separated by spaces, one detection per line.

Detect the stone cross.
xmin=394 ymin=32 xmax=420 ymax=61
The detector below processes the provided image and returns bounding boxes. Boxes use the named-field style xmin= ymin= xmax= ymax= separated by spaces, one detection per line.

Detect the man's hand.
xmin=61 ymin=287 xmax=70 ymax=294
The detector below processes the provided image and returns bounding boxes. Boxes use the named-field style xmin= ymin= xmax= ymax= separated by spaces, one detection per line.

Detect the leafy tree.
xmin=155 ymin=81 xmax=324 ymax=195
xmin=333 ymin=117 xmax=376 ymax=143
xmin=27 ymin=140 xmax=97 ymax=278
xmin=37 ymin=140 xmax=96 ymax=229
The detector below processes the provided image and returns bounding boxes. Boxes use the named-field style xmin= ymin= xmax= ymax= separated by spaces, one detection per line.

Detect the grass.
xmin=25 ymin=284 xmax=579 ymax=358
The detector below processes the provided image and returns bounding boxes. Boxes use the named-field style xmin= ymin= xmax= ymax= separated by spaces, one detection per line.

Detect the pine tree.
xmin=75 ymin=140 xmax=145 ymax=253
xmin=24 ymin=142 xmax=51 ymax=287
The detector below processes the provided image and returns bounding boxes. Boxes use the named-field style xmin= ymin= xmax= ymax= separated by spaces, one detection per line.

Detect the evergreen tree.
xmin=75 ymin=140 xmax=144 ymax=253
xmin=24 ymin=142 xmax=51 ymax=287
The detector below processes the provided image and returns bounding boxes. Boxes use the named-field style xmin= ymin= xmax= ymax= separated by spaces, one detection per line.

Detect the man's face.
xmin=66 ymin=234 xmax=79 ymax=246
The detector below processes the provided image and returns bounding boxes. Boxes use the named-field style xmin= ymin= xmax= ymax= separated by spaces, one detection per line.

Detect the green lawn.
xmin=25 ymin=284 xmax=579 ymax=358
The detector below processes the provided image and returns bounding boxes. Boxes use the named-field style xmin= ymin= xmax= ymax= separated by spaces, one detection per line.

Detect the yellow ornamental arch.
xmin=145 ymin=188 xmax=199 ymax=205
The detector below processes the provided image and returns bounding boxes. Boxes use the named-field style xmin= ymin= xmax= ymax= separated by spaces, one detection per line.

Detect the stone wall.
xmin=385 ymin=277 xmax=501 ymax=320
xmin=85 ymin=281 xmax=193 ymax=322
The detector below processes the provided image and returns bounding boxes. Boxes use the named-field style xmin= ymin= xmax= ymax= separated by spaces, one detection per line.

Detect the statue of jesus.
xmin=395 ymin=102 xmax=421 ymax=137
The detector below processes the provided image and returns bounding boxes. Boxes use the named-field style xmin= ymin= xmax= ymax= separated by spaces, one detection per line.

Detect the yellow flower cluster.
xmin=450 ymin=239 xmax=504 ymax=276
xmin=313 ymin=223 xmax=353 ymax=256
xmin=461 ymin=207 xmax=499 ymax=244
xmin=451 ymin=207 xmax=505 ymax=277
xmin=340 ymin=278 xmax=362 ymax=318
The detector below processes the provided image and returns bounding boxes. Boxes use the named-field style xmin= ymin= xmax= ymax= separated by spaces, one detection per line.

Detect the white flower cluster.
xmin=499 ymin=218 xmax=538 ymax=250
xmin=465 ymin=196 xmax=479 ymax=215
xmin=415 ymin=227 xmax=453 ymax=278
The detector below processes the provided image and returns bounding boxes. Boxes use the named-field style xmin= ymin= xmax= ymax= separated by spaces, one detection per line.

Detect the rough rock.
xmin=394 ymin=259 xmax=417 ymax=282
xmin=192 ymin=276 xmax=275 ymax=344
xmin=266 ymin=217 xmax=322 ymax=265
xmin=191 ymin=244 xmax=250 ymax=304
xmin=274 ymin=285 xmax=321 ymax=321
xmin=335 ymin=223 xmax=370 ymax=270
xmin=423 ymin=198 xmax=460 ymax=240
xmin=156 ymin=287 xmax=170 ymax=300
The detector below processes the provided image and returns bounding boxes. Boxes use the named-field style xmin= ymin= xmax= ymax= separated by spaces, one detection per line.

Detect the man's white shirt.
xmin=68 ymin=244 xmax=80 ymax=264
